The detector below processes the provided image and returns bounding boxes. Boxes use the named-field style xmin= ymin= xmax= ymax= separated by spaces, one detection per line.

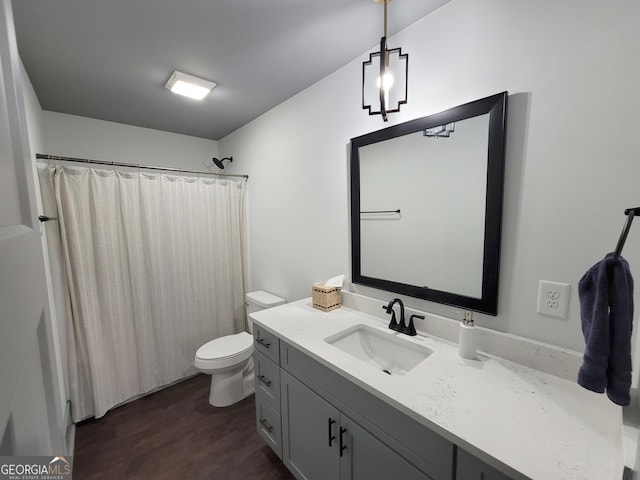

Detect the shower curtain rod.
xmin=36 ymin=153 xmax=249 ymax=180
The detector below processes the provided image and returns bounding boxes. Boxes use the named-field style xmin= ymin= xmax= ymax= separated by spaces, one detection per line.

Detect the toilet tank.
xmin=245 ymin=290 xmax=286 ymax=333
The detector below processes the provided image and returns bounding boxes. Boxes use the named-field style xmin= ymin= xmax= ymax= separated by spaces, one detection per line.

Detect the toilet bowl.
xmin=194 ymin=290 xmax=285 ymax=407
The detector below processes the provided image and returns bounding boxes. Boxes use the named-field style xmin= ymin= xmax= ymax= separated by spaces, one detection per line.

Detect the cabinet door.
xmin=456 ymin=449 xmax=513 ymax=480
xmin=340 ymin=415 xmax=435 ymax=480
xmin=281 ymin=370 xmax=340 ymax=480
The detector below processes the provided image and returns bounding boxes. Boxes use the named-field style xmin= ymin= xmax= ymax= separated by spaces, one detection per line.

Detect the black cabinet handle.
xmin=260 ymin=418 xmax=273 ymax=433
xmin=339 ymin=427 xmax=347 ymax=457
xmin=256 ymin=338 xmax=271 ymax=349
xmin=258 ymin=375 xmax=272 ymax=387
xmin=328 ymin=418 xmax=336 ymax=447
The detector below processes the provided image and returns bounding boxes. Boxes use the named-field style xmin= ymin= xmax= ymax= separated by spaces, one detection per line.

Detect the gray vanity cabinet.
xmin=280 ymin=342 xmax=453 ymax=480
xmin=281 ymin=370 xmax=433 ymax=480
xmin=456 ymin=449 xmax=513 ymax=480
xmin=254 ymin=328 xmax=516 ymax=480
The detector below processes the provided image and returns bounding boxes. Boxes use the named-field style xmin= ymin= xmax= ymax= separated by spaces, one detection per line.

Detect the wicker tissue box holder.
xmin=312 ymin=283 xmax=342 ymax=312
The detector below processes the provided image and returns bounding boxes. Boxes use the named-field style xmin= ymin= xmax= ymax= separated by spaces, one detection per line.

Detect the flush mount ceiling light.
xmin=164 ymin=71 xmax=216 ymax=100
xmin=362 ymin=0 xmax=408 ymax=122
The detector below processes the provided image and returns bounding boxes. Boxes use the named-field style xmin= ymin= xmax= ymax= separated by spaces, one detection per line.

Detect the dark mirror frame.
xmin=350 ymin=92 xmax=508 ymax=315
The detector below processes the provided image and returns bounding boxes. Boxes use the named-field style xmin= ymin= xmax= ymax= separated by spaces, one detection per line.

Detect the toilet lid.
xmin=196 ymin=332 xmax=253 ymax=360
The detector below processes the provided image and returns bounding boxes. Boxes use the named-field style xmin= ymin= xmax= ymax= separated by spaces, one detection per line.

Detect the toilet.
xmin=194 ymin=290 xmax=285 ymax=407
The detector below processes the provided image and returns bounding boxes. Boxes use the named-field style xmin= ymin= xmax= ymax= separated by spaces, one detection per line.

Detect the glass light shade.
xmin=164 ymin=71 xmax=216 ymax=100
xmin=169 ymin=80 xmax=211 ymax=100
xmin=376 ymin=70 xmax=394 ymax=91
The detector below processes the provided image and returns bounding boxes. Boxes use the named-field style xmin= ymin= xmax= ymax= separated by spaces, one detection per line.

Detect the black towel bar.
xmin=613 ymin=207 xmax=640 ymax=260
xmin=360 ymin=209 xmax=401 ymax=215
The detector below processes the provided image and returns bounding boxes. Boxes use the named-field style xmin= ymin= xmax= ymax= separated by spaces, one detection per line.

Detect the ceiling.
xmin=12 ymin=0 xmax=450 ymax=141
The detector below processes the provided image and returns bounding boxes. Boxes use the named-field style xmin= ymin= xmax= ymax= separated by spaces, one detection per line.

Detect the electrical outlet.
xmin=537 ymin=280 xmax=570 ymax=318
xmin=545 ymin=298 xmax=558 ymax=309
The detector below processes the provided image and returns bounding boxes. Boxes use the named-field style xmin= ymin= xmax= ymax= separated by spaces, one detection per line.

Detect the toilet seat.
xmin=195 ymin=332 xmax=253 ymax=370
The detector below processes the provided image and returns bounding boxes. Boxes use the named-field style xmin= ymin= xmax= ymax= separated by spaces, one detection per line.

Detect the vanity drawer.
xmin=254 ymin=351 xmax=280 ymax=407
xmin=256 ymin=392 xmax=282 ymax=458
xmin=253 ymin=326 xmax=280 ymax=364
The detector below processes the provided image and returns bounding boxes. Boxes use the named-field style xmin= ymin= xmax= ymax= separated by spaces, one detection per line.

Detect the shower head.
xmin=212 ymin=156 xmax=233 ymax=169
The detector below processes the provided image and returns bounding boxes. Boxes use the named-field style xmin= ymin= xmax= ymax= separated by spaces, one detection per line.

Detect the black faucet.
xmin=382 ymin=298 xmax=422 ymax=337
xmin=405 ymin=314 xmax=424 ymax=337
xmin=383 ymin=298 xmax=407 ymax=334
xmin=382 ymin=298 xmax=403 ymax=332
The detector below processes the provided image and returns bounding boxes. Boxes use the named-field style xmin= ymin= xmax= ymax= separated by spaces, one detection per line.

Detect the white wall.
xmin=220 ymin=0 xmax=640 ymax=352
xmin=41 ymin=111 xmax=218 ymax=170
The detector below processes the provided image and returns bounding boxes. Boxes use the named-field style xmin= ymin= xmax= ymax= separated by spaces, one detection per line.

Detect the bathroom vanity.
xmin=252 ymin=295 xmax=623 ymax=480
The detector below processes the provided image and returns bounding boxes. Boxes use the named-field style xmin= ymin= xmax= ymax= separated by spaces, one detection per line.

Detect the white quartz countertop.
xmin=251 ymin=299 xmax=624 ymax=480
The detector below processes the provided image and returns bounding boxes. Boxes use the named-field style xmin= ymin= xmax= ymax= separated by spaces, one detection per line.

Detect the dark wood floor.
xmin=73 ymin=374 xmax=296 ymax=480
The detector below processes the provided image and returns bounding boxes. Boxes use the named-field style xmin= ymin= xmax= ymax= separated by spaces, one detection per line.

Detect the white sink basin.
xmin=325 ymin=324 xmax=432 ymax=375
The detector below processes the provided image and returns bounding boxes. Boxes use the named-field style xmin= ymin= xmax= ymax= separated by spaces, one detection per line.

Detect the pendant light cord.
xmin=383 ymin=0 xmax=388 ymax=37
xmin=383 ymin=1 xmax=389 ymax=68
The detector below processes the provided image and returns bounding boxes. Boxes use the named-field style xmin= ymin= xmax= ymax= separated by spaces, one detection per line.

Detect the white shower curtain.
xmin=40 ymin=165 xmax=246 ymax=421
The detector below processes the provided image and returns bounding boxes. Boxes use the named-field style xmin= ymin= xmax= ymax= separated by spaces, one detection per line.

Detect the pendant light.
xmin=362 ymin=0 xmax=408 ymax=122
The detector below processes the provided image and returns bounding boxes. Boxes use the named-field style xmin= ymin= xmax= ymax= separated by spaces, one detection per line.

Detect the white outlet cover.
xmin=537 ymin=280 xmax=570 ymax=318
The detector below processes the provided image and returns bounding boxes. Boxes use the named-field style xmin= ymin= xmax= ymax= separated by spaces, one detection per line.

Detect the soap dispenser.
xmin=458 ymin=311 xmax=478 ymax=360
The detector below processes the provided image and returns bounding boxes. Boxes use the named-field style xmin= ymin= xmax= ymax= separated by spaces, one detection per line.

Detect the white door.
xmin=0 ymin=0 xmax=63 ymax=455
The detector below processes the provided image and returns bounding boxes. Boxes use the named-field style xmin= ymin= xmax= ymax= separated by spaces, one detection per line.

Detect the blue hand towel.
xmin=577 ymin=253 xmax=634 ymax=406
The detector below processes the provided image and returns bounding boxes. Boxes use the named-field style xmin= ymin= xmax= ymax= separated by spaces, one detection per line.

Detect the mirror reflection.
xmin=350 ymin=92 xmax=507 ymax=315
xmin=359 ymin=113 xmax=489 ymax=298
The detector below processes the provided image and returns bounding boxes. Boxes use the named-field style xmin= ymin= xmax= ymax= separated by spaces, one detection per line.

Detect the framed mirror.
xmin=350 ymin=92 xmax=507 ymax=315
